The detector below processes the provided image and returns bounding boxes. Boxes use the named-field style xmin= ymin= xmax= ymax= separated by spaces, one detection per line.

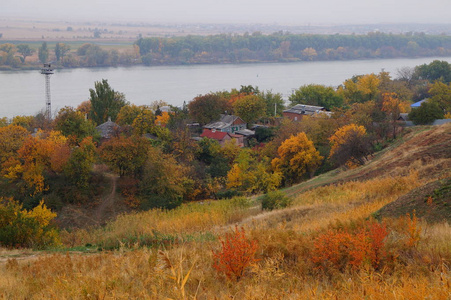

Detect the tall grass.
xmin=60 ymin=197 xmax=258 ymax=249
xmin=2 ymin=169 xmax=451 ymax=298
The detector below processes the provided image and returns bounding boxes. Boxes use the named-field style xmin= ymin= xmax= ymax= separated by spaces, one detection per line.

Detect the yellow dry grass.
xmin=1 ymin=125 xmax=451 ymax=299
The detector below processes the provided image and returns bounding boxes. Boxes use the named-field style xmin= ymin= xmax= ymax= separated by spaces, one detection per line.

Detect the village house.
xmin=96 ymin=117 xmax=120 ymax=141
xmin=200 ymin=129 xmax=245 ymax=147
xmin=203 ymin=114 xmax=247 ymax=134
xmin=282 ymin=104 xmax=329 ymax=121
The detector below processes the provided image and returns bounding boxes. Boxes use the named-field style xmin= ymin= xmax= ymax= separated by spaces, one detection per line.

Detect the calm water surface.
xmin=1 ymin=57 xmax=450 ymax=118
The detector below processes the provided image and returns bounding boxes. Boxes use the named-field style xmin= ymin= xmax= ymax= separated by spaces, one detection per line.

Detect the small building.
xmin=282 ymin=104 xmax=327 ymax=121
xmin=96 ymin=117 xmax=119 ymax=140
xmin=200 ymin=129 xmax=233 ymax=146
xmin=200 ymin=129 xmax=245 ymax=147
xmin=204 ymin=114 xmax=247 ymax=134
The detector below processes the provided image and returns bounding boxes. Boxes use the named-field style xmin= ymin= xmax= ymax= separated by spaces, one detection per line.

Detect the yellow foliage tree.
xmin=271 ymin=132 xmax=323 ymax=184
xmin=381 ymin=92 xmax=405 ymax=138
xmin=227 ymin=150 xmax=281 ymax=194
xmin=0 ymin=198 xmax=60 ymax=248
xmin=329 ymin=124 xmax=372 ymax=167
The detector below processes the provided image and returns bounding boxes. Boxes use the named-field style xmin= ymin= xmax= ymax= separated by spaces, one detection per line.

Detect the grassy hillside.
xmin=1 ymin=124 xmax=450 ymax=299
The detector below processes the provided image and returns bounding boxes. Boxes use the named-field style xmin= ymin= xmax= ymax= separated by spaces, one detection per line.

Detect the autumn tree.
xmin=116 ymin=104 xmax=147 ymax=126
xmin=329 ymin=124 xmax=372 ymax=167
xmin=0 ymin=198 xmax=60 ymax=248
xmin=289 ymin=84 xmax=343 ymax=110
xmin=63 ymin=137 xmax=96 ymax=189
xmin=16 ymin=44 xmax=34 ymax=63
xmin=381 ymin=93 xmax=405 ymax=139
xmin=139 ymin=146 xmax=189 ymax=209
xmin=11 ymin=115 xmax=35 ymax=131
xmin=131 ymin=109 xmax=155 ymax=135
xmin=227 ymin=149 xmax=282 ymax=194
xmin=89 ymin=79 xmax=129 ymax=125
xmin=98 ymin=135 xmax=150 ymax=177
xmin=188 ymin=94 xmax=230 ymax=125
xmin=53 ymin=106 xmax=98 ymax=145
xmin=339 ymin=74 xmax=380 ymax=104
xmin=233 ymin=94 xmax=266 ymax=124
xmin=0 ymin=125 xmax=29 ymax=165
xmin=271 ymin=132 xmax=323 ymax=184
xmin=2 ymin=131 xmax=70 ymax=195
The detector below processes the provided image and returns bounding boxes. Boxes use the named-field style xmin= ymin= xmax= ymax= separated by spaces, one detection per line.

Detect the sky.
xmin=2 ymin=0 xmax=451 ymax=25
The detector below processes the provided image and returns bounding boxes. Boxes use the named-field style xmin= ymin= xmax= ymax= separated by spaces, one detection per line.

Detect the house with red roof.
xmin=200 ymin=129 xmax=244 ymax=147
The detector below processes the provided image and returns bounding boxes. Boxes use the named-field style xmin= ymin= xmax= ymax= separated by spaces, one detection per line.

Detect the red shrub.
xmin=212 ymin=226 xmax=259 ymax=281
xmin=312 ymin=221 xmax=389 ymax=272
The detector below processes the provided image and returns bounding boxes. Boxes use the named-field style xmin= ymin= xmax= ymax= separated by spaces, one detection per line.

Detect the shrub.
xmin=212 ymin=226 xmax=259 ymax=280
xmin=312 ymin=220 xmax=389 ymax=272
xmin=261 ymin=191 xmax=292 ymax=211
xmin=0 ymin=198 xmax=60 ymax=249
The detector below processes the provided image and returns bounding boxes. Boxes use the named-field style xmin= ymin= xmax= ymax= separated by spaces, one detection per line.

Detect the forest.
xmin=0 ymin=60 xmax=450 ymax=299
xmin=0 ymin=32 xmax=451 ymax=69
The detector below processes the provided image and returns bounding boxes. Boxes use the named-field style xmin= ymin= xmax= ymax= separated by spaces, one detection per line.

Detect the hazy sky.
xmin=2 ymin=0 xmax=450 ymax=25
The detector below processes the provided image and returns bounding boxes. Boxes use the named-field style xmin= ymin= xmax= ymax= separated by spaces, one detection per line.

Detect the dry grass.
xmin=1 ymin=125 xmax=451 ymax=298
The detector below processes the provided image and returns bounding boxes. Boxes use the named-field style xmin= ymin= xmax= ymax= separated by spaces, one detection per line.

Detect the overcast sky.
xmin=2 ymin=0 xmax=450 ymax=25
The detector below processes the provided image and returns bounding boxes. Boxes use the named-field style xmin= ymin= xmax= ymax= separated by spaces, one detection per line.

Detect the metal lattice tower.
xmin=40 ymin=63 xmax=54 ymax=120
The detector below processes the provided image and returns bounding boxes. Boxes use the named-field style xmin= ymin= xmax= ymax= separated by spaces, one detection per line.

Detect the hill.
xmin=1 ymin=124 xmax=451 ymax=299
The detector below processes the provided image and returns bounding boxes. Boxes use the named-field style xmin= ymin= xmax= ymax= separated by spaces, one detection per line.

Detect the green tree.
xmin=289 ymin=84 xmax=343 ymax=110
xmin=38 ymin=42 xmax=49 ymax=63
xmin=414 ymin=60 xmax=451 ymax=83
xmin=16 ymin=44 xmax=34 ymax=63
xmin=139 ymin=147 xmax=189 ymax=210
xmin=233 ymin=94 xmax=266 ymax=123
xmin=89 ymin=79 xmax=128 ymax=125
xmin=429 ymin=81 xmax=451 ymax=113
xmin=53 ymin=106 xmax=99 ymax=145
xmin=259 ymin=90 xmax=285 ymax=117
xmin=54 ymin=42 xmax=70 ymax=62
xmin=63 ymin=137 xmax=96 ymax=188
xmin=408 ymin=101 xmax=444 ymax=125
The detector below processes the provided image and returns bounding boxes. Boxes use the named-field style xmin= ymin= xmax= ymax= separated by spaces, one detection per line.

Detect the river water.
xmin=1 ymin=57 xmax=450 ymax=118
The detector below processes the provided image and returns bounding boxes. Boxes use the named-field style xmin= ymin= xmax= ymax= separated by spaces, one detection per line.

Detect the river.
xmin=1 ymin=57 xmax=450 ymax=118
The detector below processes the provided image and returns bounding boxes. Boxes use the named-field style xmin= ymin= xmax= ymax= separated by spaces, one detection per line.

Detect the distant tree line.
xmin=1 ymin=32 xmax=451 ymax=69
xmin=135 ymin=32 xmax=451 ymax=65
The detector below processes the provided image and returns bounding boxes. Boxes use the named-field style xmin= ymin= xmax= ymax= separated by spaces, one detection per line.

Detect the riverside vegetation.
xmin=0 ymin=60 xmax=450 ymax=299
xmin=1 ymin=32 xmax=451 ymax=69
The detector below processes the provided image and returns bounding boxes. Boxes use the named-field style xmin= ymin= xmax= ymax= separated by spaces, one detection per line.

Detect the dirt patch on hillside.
xmin=344 ymin=124 xmax=451 ymax=181
xmin=376 ymin=178 xmax=451 ymax=223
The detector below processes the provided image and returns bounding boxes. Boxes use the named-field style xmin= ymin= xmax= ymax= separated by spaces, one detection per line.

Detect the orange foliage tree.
xmin=0 ymin=125 xmax=29 ymax=165
xmin=212 ymin=226 xmax=259 ymax=281
xmin=1 ymin=130 xmax=70 ymax=195
xmin=271 ymin=132 xmax=323 ymax=184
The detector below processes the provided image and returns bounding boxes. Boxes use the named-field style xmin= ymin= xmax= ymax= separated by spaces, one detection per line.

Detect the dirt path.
xmin=95 ymin=173 xmax=119 ymax=224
